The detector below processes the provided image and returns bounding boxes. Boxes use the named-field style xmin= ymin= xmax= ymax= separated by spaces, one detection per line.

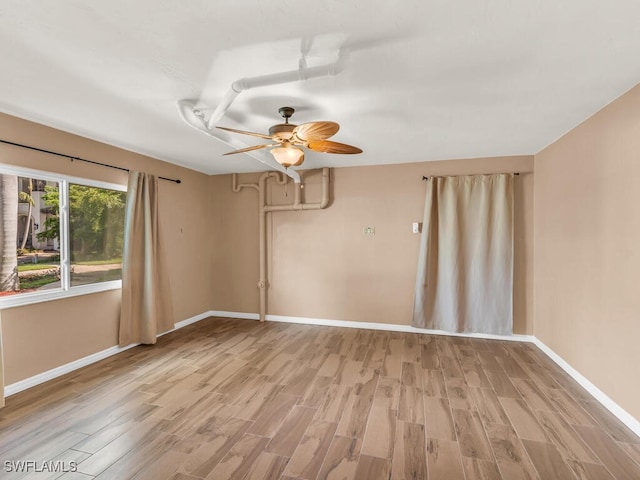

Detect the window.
xmin=68 ymin=184 xmax=126 ymax=286
xmin=0 ymin=164 xmax=126 ymax=307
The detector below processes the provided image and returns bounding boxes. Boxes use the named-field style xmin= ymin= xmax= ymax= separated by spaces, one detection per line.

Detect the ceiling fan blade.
xmin=308 ymin=140 xmax=363 ymax=154
xmin=294 ymin=121 xmax=340 ymax=141
xmin=223 ymin=144 xmax=275 ymax=155
xmin=217 ymin=126 xmax=273 ymax=140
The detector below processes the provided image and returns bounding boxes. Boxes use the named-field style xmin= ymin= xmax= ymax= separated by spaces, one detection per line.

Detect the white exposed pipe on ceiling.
xmin=205 ymin=54 xmax=345 ymax=129
xmin=177 ymin=99 xmax=298 ymax=182
xmin=178 ymin=50 xmax=346 ymax=183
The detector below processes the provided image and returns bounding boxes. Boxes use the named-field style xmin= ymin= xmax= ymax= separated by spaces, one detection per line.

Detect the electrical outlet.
xmin=363 ymin=226 xmax=375 ymax=235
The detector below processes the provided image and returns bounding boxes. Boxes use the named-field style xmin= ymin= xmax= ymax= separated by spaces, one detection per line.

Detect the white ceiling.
xmin=1 ymin=1 xmax=640 ymax=175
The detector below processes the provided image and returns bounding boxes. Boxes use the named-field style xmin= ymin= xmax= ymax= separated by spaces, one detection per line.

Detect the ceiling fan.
xmin=217 ymin=106 xmax=362 ymax=167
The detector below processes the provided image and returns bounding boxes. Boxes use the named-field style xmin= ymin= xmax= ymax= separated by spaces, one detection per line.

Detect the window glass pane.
xmin=69 ymin=184 xmax=126 ymax=287
xmin=0 ymin=174 xmax=61 ymax=297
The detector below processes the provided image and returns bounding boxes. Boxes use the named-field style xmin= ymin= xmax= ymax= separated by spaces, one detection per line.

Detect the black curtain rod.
xmin=0 ymin=138 xmax=181 ymax=184
xmin=422 ymin=172 xmax=519 ymax=180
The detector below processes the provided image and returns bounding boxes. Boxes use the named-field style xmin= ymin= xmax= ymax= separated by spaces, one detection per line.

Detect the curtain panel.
xmin=413 ymin=174 xmax=514 ymax=335
xmin=119 ymin=172 xmax=174 ymax=346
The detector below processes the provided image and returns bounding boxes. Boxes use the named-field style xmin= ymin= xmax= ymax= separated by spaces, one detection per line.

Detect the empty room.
xmin=1 ymin=1 xmax=639 ymax=479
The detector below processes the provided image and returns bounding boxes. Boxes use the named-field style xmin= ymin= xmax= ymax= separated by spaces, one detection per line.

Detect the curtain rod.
xmin=0 ymin=138 xmax=181 ymax=184
xmin=422 ymin=172 xmax=519 ymax=180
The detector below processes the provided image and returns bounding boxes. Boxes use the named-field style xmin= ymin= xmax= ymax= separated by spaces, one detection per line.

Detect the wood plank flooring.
xmin=1 ymin=317 xmax=639 ymax=480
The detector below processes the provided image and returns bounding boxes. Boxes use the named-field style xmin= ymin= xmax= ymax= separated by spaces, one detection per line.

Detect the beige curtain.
xmin=119 ymin=172 xmax=174 ymax=346
xmin=0 ymin=312 xmax=4 ymax=408
xmin=413 ymin=174 xmax=514 ymax=335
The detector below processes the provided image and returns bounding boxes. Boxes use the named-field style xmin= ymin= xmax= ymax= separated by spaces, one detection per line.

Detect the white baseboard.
xmin=209 ymin=310 xmax=260 ymax=321
xmin=532 ymin=337 xmax=640 ymax=438
xmin=4 ymin=343 xmax=139 ymax=397
xmin=209 ymin=310 xmax=533 ymax=342
xmin=164 ymin=311 xmax=213 ymax=333
xmin=4 ymin=311 xmax=212 ymax=397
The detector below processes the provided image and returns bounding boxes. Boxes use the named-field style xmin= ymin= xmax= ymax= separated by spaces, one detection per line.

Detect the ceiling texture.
xmin=1 ymin=1 xmax=640 ymax=175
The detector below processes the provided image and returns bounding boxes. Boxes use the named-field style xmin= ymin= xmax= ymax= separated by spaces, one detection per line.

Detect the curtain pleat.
xmin=413 ymin=174 xmax=514 ymax=335
xmin=119 ymin=172 xmax=174 ymax=346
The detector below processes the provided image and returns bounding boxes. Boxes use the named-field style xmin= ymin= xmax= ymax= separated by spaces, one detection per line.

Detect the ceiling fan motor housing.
xmin=269 ymin=106 xmax=297 ymax=141
xmin=269 ymin=123 xmax=297 ymax=141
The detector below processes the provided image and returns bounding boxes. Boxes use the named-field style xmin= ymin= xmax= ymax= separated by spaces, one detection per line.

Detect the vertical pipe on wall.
xmin=232 ymin=173 xmax=259 ymax=192
xmin=258 ymin=172 xmax=276 ymax=322
xmin=233 ymin=168 xmax=331 ymax=321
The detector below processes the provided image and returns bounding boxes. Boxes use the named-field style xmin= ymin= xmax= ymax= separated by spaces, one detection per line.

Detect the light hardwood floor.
xmin=1 ymin=317 xmax=639 ymax=480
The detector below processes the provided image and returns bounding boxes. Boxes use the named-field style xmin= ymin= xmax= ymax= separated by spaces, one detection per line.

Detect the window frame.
xmin=0 ymin=163 xmax=126 ymax=309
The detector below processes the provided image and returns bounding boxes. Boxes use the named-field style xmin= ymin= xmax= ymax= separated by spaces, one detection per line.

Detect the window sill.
xmin=0 ymin=280 xmax=122 ymax=310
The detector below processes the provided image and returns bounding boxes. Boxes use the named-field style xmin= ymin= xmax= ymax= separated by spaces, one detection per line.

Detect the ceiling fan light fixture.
xmin=270 ymin=144 xmax=305 ymax=167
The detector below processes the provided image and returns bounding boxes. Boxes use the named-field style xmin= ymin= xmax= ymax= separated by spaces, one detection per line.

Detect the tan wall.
xmin=211 ymin=156 xmax=534 ymax=334
xmin=0 ymin=112 xmax=212 ymax=384
xmin=210 ymin=172 xmax=262 ymax=315
xmin=534 ymin=84 xmax=640 ymax=420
